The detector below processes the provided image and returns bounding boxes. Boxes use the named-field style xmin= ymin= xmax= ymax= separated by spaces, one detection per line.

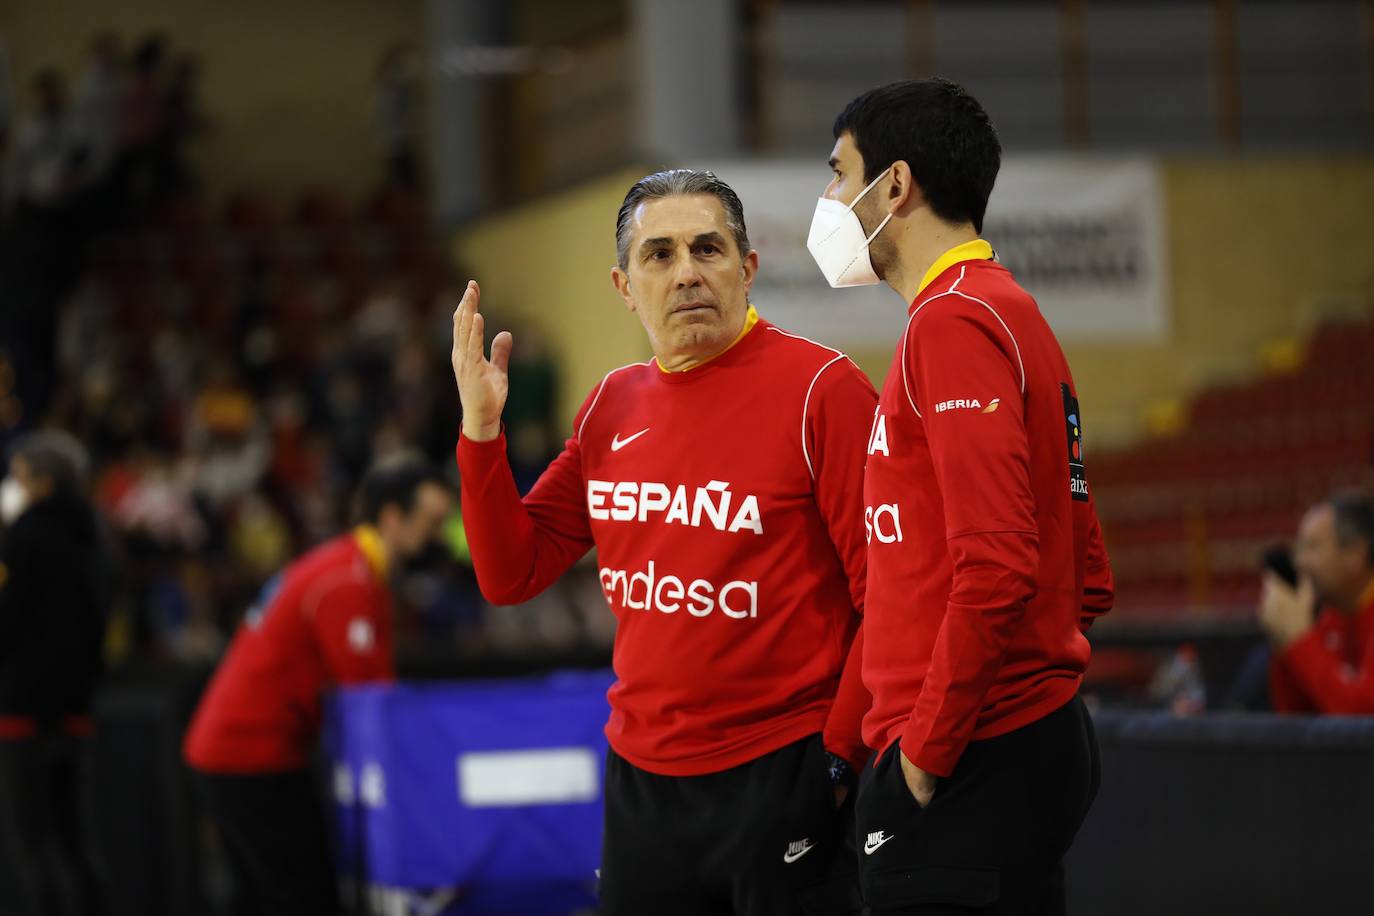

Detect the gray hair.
xmin=9 ymin=429 xmax=89 ymax=497
xmin=1329 ymin=490 xmax=1374 ymax=566
xmin=615 ymin=169 xmax=752 ymax=270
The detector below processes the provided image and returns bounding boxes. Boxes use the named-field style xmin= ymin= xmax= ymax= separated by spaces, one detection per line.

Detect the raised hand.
xmin=1258 ymin=571 xmax=1317 ymax=649
xmin=451 ymin=280 xmax=513 ymax=443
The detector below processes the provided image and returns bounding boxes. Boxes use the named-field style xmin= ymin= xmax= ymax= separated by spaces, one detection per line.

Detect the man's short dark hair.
xmin=356 ymin=453 xmax=447 ymax=524
xmin=10 ymin=429 xmax=88 ymax=499
xmin=615 ymin=169 xmax=751 ymax=270
xmin=833 ymin=78 xmax=1001 ymax=234
xmin=1329 ymin=490 xmax=1374 ymax=567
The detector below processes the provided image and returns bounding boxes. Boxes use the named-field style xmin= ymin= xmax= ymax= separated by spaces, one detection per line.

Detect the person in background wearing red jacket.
xmin=183 ymin=454 xmax=452 ymax=916
xmin=809 ymin=80 xmax=1114 ymax=915
xmin=453 ymin=169 xmax=875 ymax=916
xmin=1262 ymin=491 xmax=1374 ymax=714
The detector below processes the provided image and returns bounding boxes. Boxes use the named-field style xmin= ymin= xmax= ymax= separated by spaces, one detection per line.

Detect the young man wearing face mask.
xmin=808 ymin=80 xmax=1114 ymax=914
xmin=1261 ymin=491 xmax=1374 ymax=713
xmin=183 ymin=453 xmax=452 ymax=916
xmin=453 ymin=169 xmax=875 ymax=915
xmin=0 ymin=430 xmax=108 ymax=916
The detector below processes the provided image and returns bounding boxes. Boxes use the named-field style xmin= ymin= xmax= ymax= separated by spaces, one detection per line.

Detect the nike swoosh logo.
xmin=783 ymin=842 xmax=815 ymax=864
xmin=610 ymin=428 xmax=650 ymax=452
xmin=863 ymin=835 xmax=895 ymax=856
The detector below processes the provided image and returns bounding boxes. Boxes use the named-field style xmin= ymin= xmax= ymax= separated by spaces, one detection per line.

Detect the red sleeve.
xmin=457 ymin=402 xmax=595 ymax=605
xmin=1280 ymin=625 xmax=1374 ymax=714
xmin=312 ymin=582 xmax=394 ymax=685
xmin=826 ymin=622 xmax=871 ymax=769
xmin=901 ymin=299 xmax=1039 ymax=778
xmin=1080 ymin=499 xmax=1114 ymax=633
xmin=805 ymin=358 xmax=878 ymax=769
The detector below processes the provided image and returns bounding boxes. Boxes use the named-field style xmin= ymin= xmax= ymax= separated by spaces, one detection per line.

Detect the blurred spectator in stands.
xmin=501 ymin=319 xmax=561 ymax=492
xmin=161 ymin=556 xmax=224 ymax=662
xmin=183 ymin=454 xmax=452 ymax=916
xmin=1 ymin=68 xmax=91 ymax=436
xmin=0 ymin=430 xmax=108 ymax=916
xmin=375 ymin=43 xmax=422 ymax=190
xmin=184 ymin=361 xmax=269 ymax=512
xmin=1261 ymin=491 xmax=1374 ymax=714
xmin=5 ymin=69 xmax=83 ymax=213
xmin=0 ymin=37 xmax=13 ymax=181
xmin=115 ymin=32 xmax=169 ymax=214
xmin=228 ymin=492 xmax=292 ymax=582
xmin=72 ymin=32 xmax=124 ymax=182
xmin=352 ymin=277 xmax=409 ymax=355
xmin=56 ymin=280 xmax=115 ymax=383
xmin=96 ymin=444 xmax=210 ymax=658
xmin=118 ymin=33 xmax=166 ymax=154
xmin=262 ymin=387 xmax=324 ymax=536
xmin=391 ymin=329 xmax=463 ymax=466
xmin=106 ymin=448 xmax=205 ymax=551
xmin=321 ymin=365 xmax=377 ymax=485
xmin=159 ymin=52 xmax=206 ymax=194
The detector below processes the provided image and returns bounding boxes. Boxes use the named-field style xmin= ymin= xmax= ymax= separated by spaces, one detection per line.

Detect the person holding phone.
xmin=1261 ymin=490 xmax=1374 ymax=713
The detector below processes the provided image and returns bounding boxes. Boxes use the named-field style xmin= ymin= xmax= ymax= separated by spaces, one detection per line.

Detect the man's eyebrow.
xmin=639 ymin=232 xmax=728 ymax=251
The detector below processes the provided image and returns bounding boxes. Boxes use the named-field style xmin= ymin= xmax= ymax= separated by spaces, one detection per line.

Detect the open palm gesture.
xmin=451 ymin=280 xmax=513 ymax=443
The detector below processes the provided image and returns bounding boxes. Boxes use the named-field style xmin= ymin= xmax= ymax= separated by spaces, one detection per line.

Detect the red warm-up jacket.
xmin=184 ymin=528 xmax=395 ymax=773
xmin=863 ymin=241 xmax=1115 ymax=778
xmin=458 ymin=312 xmax=876 ymax=776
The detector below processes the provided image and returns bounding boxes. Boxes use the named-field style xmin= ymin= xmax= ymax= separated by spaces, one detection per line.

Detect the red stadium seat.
xmin=223 ymin=191 xmax=281 ymax=234
xmin=1095 ymin=313 xmax=1374 ymax=617
xmin=295 ymin=187 xmax=353 ymax=231
xmin=157 ymin=195 xmax=210 ymax=236
xmin=367 ymin=188 xmax=426 ymax=233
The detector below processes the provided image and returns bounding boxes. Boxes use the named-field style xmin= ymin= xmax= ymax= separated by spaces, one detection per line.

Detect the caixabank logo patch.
xmin=1061 ymin=383 xmax=1089 ymax=502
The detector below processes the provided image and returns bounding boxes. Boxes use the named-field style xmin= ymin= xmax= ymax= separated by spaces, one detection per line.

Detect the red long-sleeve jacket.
xmin=1270 ymin=588 xmax=1374 ymax=714
xmin=863 ymin=244 xmax=1114 ymax=778
xmin=457 ymin=315 xmax=876 ymax=776
xmin=183 ymin=528 xmax=395 ymax=773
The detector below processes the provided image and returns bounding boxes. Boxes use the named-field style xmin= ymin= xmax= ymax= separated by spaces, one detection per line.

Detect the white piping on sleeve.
xmin=800 ymin=354 xmax=848 ymax=480
xmin=576 ymin=362 xmax=651 ymax=442
xmin=900 ymin=265 xmax=1026 ymax=419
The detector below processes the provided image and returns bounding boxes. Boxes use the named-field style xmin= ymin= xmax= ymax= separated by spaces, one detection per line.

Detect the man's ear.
xmin=375 ymin=503 xmax=401 ymax=538
xmin=887 ymin=160 xmax=922 ymax=215
xmin=611 ymin=266 xmax=637 ymax=313
xmin=740 ymin=249 xmax=759 ymax=293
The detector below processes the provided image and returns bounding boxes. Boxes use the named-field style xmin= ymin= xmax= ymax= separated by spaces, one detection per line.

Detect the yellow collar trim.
xmin=916 ymin=239 xmax=995 ymax=298
xmin=354 ymin=525 xmax=389 ymax=580
xmin=1358 ymin=576 xmax=1374 ymax=611
xmin=659 ymin=305 xmax=759 ymax=374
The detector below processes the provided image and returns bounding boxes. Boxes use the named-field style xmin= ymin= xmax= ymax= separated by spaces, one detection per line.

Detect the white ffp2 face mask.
xmin=0 ymin=476 xmax=28 ymax=525
xmin=806 ymin=166 xmax=894 ymax=288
